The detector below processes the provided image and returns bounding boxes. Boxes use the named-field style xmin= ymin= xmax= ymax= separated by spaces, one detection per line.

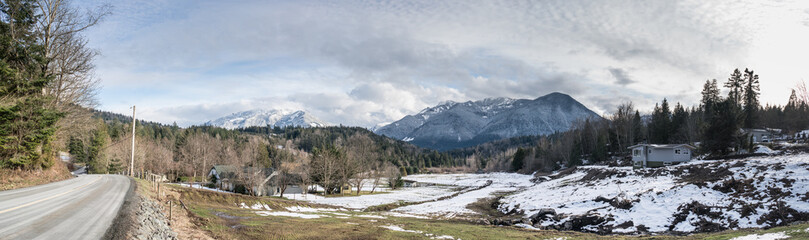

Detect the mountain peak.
xmin=205 ymin=109 xmax=327 ymax=129
xmin=375 ymin=92 xmax=601 ymax=150
xmin=537 ymin=92 xmax=572 ymax=100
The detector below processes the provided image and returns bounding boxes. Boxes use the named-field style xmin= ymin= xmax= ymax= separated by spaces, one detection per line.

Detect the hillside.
xmin=500 ymin=150 xmax=809 ymax=234
xmin=238 ymin=126 xmax=458 ymax=172
xmin=375 ymin=92 xmax=602 ymax=151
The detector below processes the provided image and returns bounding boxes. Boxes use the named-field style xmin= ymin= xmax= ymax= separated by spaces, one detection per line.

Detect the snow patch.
xmin=383 ymin=212 xmax=429 ymax=219
xmin=254 ymin=211 xmax=322 ymax=219
xmin=381 ymin=225 xmax=423 ymax=234
xmin=286 ymin=206 xmax=344 ymax=212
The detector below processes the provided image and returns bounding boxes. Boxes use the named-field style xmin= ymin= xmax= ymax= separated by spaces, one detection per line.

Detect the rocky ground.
xmin=106 ymin=178 xmax=178 ymax=240
xmin=131 ymin=196 xmax=178 ymax=240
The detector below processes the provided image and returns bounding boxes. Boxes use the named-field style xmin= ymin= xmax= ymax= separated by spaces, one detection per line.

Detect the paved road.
xmin=0 ymin=174 xmax=131 ymax=240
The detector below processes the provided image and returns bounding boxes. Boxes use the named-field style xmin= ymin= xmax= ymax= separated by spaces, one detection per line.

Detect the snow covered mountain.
xmin=205 ymin=109 xmax=327 ymax=129
xmin=374 ymin=92 xmax=601 ymax=150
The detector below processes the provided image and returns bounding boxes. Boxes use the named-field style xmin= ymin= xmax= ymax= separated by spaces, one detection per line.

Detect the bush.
xmin=234 ymin=184 xmax=248 ymax=194
xmin=388 ymin=176 xmax=403 ymax=189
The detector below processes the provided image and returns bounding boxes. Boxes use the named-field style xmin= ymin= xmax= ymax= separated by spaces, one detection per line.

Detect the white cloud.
xmin=84 ymin=0 xmax=809 ymax=127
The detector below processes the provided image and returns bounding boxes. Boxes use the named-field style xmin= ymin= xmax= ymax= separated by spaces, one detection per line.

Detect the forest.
xmin=452 ymin=69 xmax=809 ymax=174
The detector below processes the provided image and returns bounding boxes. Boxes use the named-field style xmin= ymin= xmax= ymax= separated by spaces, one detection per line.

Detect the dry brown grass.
xmin=136 ymin=179 xmax=809 ymax=240
xmin=135 ymin=179 xmax=215 ymax=240
xmin=0 ymin=160 xmax=73 ymax=191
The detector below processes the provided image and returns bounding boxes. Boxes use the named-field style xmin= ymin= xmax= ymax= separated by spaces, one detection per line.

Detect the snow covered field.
xmin=501 ymin=153 xmax=809 ymax=234
xmin=394 ymin=173 xmax=533 ymax=217
xmin=286 ymin=172 xmax=534 ymax=216
xmin=283 ymin=186 xmax=455 ymax=209
xmin=280 ymin=152 xmax=809 ymax=234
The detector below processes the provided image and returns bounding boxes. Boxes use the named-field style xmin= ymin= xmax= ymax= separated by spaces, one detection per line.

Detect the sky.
xmin=78 ymin=0 xmax=809 ymax=127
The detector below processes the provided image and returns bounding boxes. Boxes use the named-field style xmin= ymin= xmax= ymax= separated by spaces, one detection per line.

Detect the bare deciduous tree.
xmin=346 ymin=134 xmax=376 ymax=195
xmin=35 ymin=0 xmax=111 ymax=148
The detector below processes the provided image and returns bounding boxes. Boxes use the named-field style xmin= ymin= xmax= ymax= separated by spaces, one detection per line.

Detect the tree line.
xmin=453 ymin=69 xmax=809 ymax=173
xmin=0 ymin=0 xmax=108 ymax=170
xmin=63 ymin=111 xmax=457 ymax=195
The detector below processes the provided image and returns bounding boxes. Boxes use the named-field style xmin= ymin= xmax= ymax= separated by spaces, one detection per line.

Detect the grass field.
xmin=137 ymin=179 xmax=809 ymax=240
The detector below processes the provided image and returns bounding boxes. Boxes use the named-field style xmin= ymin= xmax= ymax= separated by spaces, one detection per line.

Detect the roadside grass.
xmin=0 ymin=161 xmax=72 ymax=191
xmin=153 ymin=182 xmax=809 ymax=240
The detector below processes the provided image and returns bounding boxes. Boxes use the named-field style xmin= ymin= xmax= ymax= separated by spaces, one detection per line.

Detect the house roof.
xmin=211 ymin=165 xmax=275 ymax=179
xmin=627 ymin=144 xmax=696 ymax=150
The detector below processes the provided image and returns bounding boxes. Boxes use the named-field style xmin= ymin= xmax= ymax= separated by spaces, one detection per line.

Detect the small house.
xmin=628 ymin=144 xmax=696 ymax=168
xmin=208 ymin=165 xmax=304 ymax=196
xmin=741 ymin=129 xmax=774 ymax=143
xmin=209 ymin=165 xmax=240 ymax=192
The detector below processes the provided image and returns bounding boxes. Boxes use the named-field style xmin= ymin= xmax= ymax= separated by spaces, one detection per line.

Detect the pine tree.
xmin=742 ymin=69 xmax=760 ymax=128
xmin=87 ymin=122 xmax=108 ymax=174
xmin=671 ymin=102 xmax=688 ymax=143
xmin=702 ymin=99 xmax=738 ymax=156
xmin=632 ymin=110 xmax=643 ymax=143
xmin=785 ymin=89 xmax=803 ymax=132
xmin=701 ymin=79 xmax=721 ymax=108
xmin=0 ymin=0 xmax=63 ymax=169
xmin=650 ymin=99 xmax=672 ymax=143
xmin=511 ymin=147 xmax=526 ymax=172
xmin=67 ymin=136 xmax=87 ymax=163
xmin=725 ymin=69 xmax=745 ymax=107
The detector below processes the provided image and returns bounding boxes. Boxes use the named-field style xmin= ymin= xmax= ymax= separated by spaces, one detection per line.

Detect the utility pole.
xmin=130 ymin=105 xmax=136 ymax=177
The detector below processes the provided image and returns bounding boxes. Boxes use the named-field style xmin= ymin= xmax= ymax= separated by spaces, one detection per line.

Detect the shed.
xmin=628 ymin=144 xmax=695 ymax=168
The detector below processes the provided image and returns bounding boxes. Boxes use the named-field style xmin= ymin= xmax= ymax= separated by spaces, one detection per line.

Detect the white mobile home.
xmin=741 ymin=129 xmax=775 ymax=143
xmin=628 ymin=144 xmax=696 ymax=168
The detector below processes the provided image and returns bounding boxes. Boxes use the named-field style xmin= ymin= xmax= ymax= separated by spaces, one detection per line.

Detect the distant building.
xmin=58 ymin=151 xmax=71 ymax=162
xmin=628 ymin=144 xmax=696 ymax=168
xmin=208 ymin=165 xmax=303 ymax=196
xmin=741 ymin=128 xmax=776 ymax=143
xmin=796 ymin=130 xmax=809 ymax=140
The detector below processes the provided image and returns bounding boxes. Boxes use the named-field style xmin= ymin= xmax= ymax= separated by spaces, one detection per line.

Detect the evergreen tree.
xmin=67 ymin=136 xmax=87 ymax=163
xmin=785 ymin=89 xmax=804 ymax=132
xmin=671 ymin=102 xmax=688 ymax=143
xmin=701 ymin=79 xmax=721 ymax=107
xmin=568 ymin=140 xmax=583 ymax=167
xmin=87 ymin=122 xmax=108 ymax=173
xmin=632 ymin=110 xmax=643 ymax=143
xmin=787 ymin=89 xmax=800 ymax=109
xmin=725 ymin=69 xmax=745 ymax=107
xmin=0 ymin=0 xmax=63 ymax=169
xmin=702 ymin=99 xmax=738 ymax=156
xmin=742 ymin=69 xmax=760 ymax=128
xmin=650 ymin=99 xmax=671 ymax=143
xmin=511 ymin=147 xmax=526 ymax=172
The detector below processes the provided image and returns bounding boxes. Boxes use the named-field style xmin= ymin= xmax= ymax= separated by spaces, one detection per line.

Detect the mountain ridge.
xmin=374 ymin=92 xmax=602 ymax=150
xmin=205 ymin=109 xmax=328 ymax=130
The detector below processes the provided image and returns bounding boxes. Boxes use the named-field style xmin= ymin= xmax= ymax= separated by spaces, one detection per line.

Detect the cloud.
xmin=609 ymin=68 xmax=636 ymax=86
xmin=84 ymin=0 xmax=809 ymax=127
